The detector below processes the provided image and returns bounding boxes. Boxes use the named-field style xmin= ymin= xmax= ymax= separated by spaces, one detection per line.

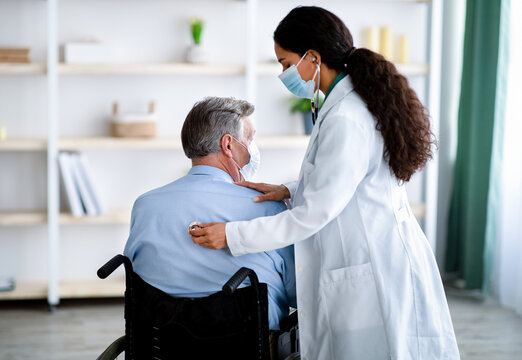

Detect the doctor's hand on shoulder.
xmin=189 ymin=182 xmax=290 ymax=249
xmin=235 ymin=181 xmax=291 ymax=203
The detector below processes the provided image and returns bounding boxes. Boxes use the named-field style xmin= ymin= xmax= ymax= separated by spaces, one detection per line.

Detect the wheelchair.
xmin=96 ymin=255 xmax=300 ymax=360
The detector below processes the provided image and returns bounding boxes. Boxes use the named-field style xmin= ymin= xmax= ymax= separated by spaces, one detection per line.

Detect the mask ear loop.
xmin=311 ymin=62 xmax=320 ymax=125
xmin=296 ymin=50 xmax=309 ymax=68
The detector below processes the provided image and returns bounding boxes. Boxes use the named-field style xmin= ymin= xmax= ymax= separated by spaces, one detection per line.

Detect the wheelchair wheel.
xmin=96 ymin=336 xmax=125 ymax=360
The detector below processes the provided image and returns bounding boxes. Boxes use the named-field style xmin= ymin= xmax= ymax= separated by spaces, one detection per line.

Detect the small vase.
xmin=185 ymin=44 xmax=206 ymax=63
xmin=302 ymin=112 xmax=314 ymax=135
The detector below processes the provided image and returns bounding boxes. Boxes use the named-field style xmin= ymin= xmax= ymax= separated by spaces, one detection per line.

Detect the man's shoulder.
xmin=132 ymin=174 xmax=286 ymax=216
xmin=224 ymin=183 xmax=287 ymax=214
xmin=133 ymin=176 xmax=188 ymax=206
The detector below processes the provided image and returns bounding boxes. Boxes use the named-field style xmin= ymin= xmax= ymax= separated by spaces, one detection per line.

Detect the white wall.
xmin=0 ymin=0 xmax=430 ymax=282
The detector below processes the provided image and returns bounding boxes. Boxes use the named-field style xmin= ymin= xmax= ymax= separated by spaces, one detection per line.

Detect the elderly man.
xmin=124 ymin=97 xmax=296 ymax=330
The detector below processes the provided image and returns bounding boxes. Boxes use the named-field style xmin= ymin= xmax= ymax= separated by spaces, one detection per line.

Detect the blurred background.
xmin=0 ymin=0 xmax=520 ymax=359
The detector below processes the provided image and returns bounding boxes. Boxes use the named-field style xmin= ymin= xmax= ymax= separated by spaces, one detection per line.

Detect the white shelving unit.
xmin=0 ymin=0 xmax=441 ymax=305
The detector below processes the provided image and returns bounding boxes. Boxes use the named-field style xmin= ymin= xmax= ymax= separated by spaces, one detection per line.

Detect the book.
xmin=76 ymin=153 xmax=105 ymax=215
xmin=58 ymin=152 xmax=84 ymax=217
xmin=69 ymin=153 xmax=98 ymax=216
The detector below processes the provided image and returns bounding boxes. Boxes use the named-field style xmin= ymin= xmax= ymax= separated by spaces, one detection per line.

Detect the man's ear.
xmin=221 ymin=134 xmax=234 ymax=158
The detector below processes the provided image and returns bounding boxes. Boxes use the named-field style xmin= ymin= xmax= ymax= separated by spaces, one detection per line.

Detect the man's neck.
xmin=192 ymin=155 xmax=239 ymax=181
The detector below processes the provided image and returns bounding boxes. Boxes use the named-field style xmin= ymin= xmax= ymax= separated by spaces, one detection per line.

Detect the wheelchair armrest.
xmin=97 ymin=254 xmax=127 ymax=279
xmin=222 ymin=267 xmax=258 ymax=295
xmin=279 ymin=310 xmax=298 ymax=332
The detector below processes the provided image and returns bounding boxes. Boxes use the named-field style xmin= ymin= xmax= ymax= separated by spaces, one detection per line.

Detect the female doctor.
xmin=190 ymin=6 xmax=460 ymax=360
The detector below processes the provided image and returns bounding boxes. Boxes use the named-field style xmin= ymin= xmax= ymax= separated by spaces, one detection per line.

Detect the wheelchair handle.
xmin=222 ymin=267 xmax=259 ymax=295
xmin=97 ymin=254 xmax=130 ymax=279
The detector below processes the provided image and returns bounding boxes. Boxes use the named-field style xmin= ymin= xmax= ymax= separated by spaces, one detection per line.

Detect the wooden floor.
xmin=0 ymin=292 xmax=521 ymax=359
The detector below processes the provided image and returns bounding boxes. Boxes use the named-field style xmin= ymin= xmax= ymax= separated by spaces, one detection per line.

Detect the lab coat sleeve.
xmin=283 ymin=180 xmax=298 ymax=199
xmin=283 ymin=180 xmax=298 ymax=209
xmin=226 ymin=112 xmax=370 ymax=256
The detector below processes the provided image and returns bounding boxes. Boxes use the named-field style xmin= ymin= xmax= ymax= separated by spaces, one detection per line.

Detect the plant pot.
xmin=185 ymin=44 xmax=206 ymax=63
xmin=302 ymin=111 xmax=314 ymax=135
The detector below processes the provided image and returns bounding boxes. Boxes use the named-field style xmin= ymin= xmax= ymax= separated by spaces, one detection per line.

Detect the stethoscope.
xmin=310 ymin=60 xmax=321 ymax=125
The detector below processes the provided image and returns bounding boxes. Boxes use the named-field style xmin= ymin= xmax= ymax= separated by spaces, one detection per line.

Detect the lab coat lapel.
xmin=305 ymin=76 xmax=355 ymax=157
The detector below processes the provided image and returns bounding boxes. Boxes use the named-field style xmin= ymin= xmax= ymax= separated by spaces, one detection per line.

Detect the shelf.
xmin=0 ymin=63 xmax=46 ymax=75
xmin=58 ymin=63 xmax=246 ymax=75
xmin=0 ymin=209 xmax=132 ymax=226
xmin=0 ymin=137 xmax=47 ymax=151
xmin=59 ymin=136 xmax=182 ymax=150
xmin=0 ymin=281 xmax=47 ymax=300
xmin=0 ymin=279 xmax=125 ymax=300
xmin=0 ymin=211 xmax=47 ymax=226
xmin=60 ymin=209 xmax=131 ymax=225
xmin=59 ymin=135 xmax=310 ymax=150
xmin=258 ymin=62 xmax=429 ymax=76
xmin=59 ymin=279 xmax=125 ymax=299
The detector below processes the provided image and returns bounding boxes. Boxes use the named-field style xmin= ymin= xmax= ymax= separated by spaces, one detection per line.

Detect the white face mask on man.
xmin=230 ymin=136 xmax=260 ymax=181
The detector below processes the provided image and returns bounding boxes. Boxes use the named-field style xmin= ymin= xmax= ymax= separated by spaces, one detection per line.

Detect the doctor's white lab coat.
xmin=226 ymin=76 xmax=460 ymax=360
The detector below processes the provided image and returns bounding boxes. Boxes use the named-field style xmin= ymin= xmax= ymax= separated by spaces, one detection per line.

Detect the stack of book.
xmin=0 ymin=48 xmax=30 ymax=63
xmin=58 ymin=152 xmax=105 ymax=217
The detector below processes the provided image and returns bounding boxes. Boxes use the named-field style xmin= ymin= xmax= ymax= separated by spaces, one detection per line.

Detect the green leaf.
xmin=189 ymin=18 xmax=204 ymax=45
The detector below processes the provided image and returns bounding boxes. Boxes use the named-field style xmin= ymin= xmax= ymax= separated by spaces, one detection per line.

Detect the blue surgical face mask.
xmin=230 ymin=136 xmax=260 ymax=181
xmin=278 ymin=51 xmax=320 ymax=99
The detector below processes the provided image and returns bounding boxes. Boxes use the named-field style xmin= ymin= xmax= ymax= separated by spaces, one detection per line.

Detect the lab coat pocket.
xmin=320 ymin=262 xmax=383 ymax=330
xmin=320 ymin=263 xmax=388 ymax=358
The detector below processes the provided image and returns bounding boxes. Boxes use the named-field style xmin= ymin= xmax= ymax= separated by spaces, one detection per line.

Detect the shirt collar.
xmin=188 ymin=165 xmax=234 ymax=183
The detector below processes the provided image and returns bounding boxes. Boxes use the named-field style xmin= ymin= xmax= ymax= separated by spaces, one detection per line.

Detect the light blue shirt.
xmin=124 ymin=165 xmax=296 ymax=329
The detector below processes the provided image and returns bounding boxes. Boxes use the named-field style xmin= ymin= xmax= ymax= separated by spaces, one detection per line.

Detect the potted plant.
xmin=185 ymin=17 xmax=206 ymax=63
xmin=289 ymin=94 xmax=324 ymax=135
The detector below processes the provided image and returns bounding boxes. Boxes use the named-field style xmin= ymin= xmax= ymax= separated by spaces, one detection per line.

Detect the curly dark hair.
xmin=274 ymin=6 xmax=435 ymax=182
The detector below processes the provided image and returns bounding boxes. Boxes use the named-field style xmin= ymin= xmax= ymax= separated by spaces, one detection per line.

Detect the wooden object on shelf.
xmin=0 ymin=48 xmax=30 ymax=63
xmin=398 ymin=34 xmax=411 ymax=64
xmin=364 ymin=27 xmax=380 ymax=52
xmin=379 ymin=27 xmax=394 ymax=60
xmin=110 ymin=101 xmax=157 ymax=138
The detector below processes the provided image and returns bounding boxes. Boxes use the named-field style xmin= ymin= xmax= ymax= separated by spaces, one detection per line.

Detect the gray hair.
xmin=181 ymin=97 xmax=254 ymax=159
